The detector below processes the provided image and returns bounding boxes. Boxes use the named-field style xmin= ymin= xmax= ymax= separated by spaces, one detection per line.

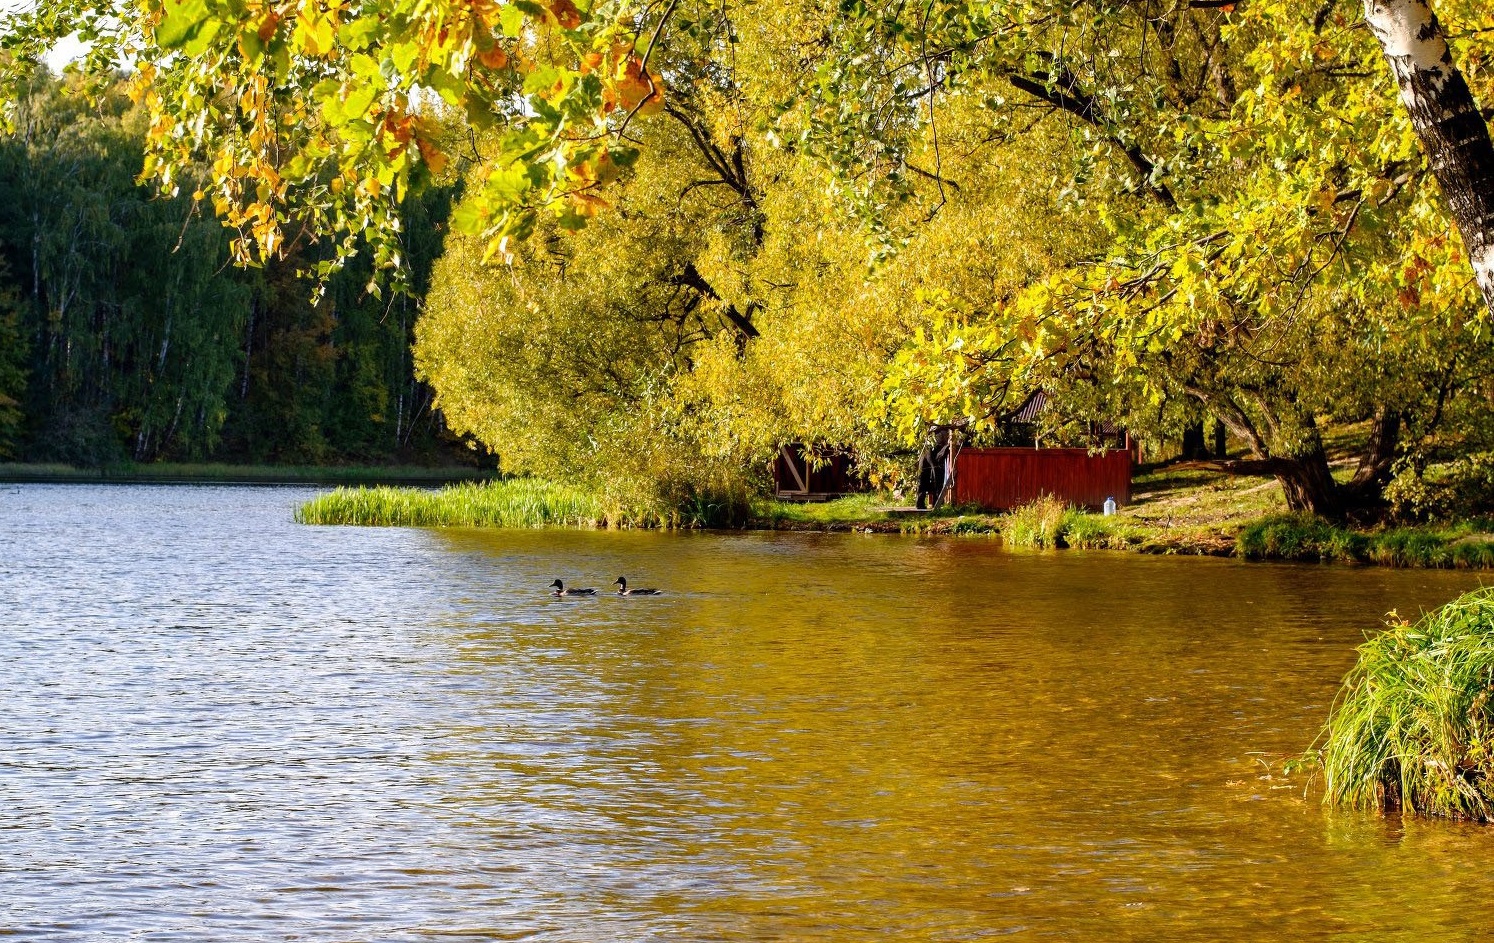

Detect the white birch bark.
xmin=1364 ymin=0 xmax=1494 ymax=315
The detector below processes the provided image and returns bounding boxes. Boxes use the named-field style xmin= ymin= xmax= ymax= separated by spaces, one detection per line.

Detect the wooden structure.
xmin=772 ymin=444 xmax=859 ymax=501
xmin=953 ymin=446 xmax=1131 ymax=511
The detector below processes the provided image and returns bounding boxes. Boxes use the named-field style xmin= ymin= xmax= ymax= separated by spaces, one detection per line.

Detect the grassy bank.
xmin=1311 ymin=588 xmax=1494 ymax=820
xmin=754 ymin=497 xmax=1494 ymax=566
xmin=1237 ymin=515 xmax=1494 ymax=567
xmin=0 ymin=462 xmax=495 ymax=486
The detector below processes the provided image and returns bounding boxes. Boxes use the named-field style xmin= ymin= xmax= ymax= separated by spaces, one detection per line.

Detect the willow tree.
xmin=795 ymin=0 xmax=1494 ymax=516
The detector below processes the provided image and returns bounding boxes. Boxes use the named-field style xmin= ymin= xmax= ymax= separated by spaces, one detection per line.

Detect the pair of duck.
xmin=549 ymin=577 xmax=661 ymax=597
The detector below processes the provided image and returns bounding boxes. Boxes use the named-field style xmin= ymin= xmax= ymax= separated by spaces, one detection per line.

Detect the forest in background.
xmin=0 ymin=73 xmax=473 ymax=467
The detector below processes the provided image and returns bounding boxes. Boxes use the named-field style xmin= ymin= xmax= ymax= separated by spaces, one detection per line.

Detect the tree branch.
xmin=1006 ymin=71 xmax=1178 ymax=208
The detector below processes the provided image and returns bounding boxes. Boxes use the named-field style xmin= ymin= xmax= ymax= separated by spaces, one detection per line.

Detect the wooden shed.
xmin=952 ymin=446 xmax=1131 ymax=511
xmin=772 ymin=444 xmax=860 ymax=500
xmin=927 ymin=389 xmax=1133 ymax=511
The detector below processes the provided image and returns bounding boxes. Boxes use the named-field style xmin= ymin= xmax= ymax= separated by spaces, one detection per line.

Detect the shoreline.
xmin=14 ymin=465 xmax=1489 ymax=568
xmin=295 ymin=480 xmax=1494 ymax=568
xmin=740 ymin=514 xmax=1236 ymax=555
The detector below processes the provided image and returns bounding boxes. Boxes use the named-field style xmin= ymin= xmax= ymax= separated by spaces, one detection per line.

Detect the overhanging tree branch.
xmin=1006 ymin=71 xmax=1178 ymax=208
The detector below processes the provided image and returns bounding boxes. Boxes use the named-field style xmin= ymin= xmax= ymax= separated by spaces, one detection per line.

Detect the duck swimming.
xmin=614 ymin=577 xmax=661 ymax=596
xmin=549 ymin=579 xmax=595 ymax=597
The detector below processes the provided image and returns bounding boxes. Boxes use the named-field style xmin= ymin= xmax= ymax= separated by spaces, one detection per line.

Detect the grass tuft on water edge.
xmin=1312 ymin=588 xmax=1494 ymax=821
xmin=296 ymin=479 xmax=609 ymax=528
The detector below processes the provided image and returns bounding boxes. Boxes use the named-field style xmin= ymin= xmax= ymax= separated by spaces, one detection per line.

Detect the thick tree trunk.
xmin=1181 ymin=421 xmax=1208 ymax=460
xmin=1345 ymin=407 xmax=1401 ymax=504
xmin=1364 ymin=0 xmax=1494 ymax=314
xmin=1276 ymin=447 xmax=1342 ymax=517
xmin=1178 ymin=450 xmax=1344 ymax=516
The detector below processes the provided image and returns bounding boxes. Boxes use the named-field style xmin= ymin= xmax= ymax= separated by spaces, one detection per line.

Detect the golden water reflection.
xmin=430 ymin=529 xmax=1494 ymax=940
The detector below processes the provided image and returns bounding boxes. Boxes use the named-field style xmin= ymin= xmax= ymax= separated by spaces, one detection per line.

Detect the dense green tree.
xmin=0 ymin=71 xmax=250 ymax=462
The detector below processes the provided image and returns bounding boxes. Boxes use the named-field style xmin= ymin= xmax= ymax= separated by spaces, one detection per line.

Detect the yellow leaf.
xmin=478 ymin=45 xmax=508 ymax=70
xmin=417 ymin=137 xmax=448 ymax=175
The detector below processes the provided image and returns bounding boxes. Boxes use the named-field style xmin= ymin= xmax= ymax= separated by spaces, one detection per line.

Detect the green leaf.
xmin=181 ymin=17 xmax=222 ymax=56
xmin=156 ymin=0 xmax=209 ymax=50
xmin=425 ymin=66 xmax=466 ymax=106
xmin=498 ymin=4 xmax=526 ymax=37
xmin=342 ymin=83 xmax=378 ymax=120
xmin=337 ymin=16 xmax=381 ymax=50
xmin=449 ymin=200 xmax=488 ymax=234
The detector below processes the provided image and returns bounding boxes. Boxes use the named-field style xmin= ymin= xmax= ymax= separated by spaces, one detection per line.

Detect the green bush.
xmin=1386 ymin=454 xmax=1494 ymax=523
xmin=1315 ymin=588 xmax=1494 ymax=820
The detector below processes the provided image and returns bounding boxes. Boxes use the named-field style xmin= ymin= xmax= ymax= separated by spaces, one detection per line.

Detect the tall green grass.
xmin=297 ymin=479 xmax=609 ymax=527
xmin=1315 ymin=588 xmax=1494 ymax=820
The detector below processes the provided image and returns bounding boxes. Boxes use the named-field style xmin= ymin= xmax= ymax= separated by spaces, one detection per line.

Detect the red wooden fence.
xmin=952 ymin=447 xmax=1131 ymax=511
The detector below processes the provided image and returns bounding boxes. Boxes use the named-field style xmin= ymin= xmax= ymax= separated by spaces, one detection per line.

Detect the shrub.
xmin=1386 ymin=453 xmax=1494 ymax=523
xmin=1315 ymin=588 xmax=1494 ymax=820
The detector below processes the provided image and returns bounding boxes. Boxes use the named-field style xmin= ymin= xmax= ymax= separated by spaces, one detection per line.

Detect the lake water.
xmin=5 ymin=484 xmax=1494 ymax=941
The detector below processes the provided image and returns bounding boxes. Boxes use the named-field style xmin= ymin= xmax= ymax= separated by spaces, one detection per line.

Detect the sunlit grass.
xmin=1002 ymin=495 xmax=1078 ymax=548
xmin=297 ymin=479 xmax=609 ymax=528
xmin=1313 ymin=588 xmax=1494 ymax=820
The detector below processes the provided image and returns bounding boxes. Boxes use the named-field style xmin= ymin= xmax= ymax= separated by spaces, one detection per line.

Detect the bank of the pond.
xmin=298 ymin=477 xmax=1494 ymax=568
xmin=0 ymin=462 xmax=495 ymax=486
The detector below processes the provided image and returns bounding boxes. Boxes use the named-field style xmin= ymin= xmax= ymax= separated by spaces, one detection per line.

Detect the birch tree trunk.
xmin=1363 ymin=0 xmax=1494 ymax=315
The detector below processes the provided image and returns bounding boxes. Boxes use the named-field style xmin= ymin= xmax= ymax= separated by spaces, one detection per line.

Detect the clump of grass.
xmin=297 ymin=479 xmax=609 ymax=528
xmin=1002 ymin=495 xmax=1069 ymax=548
xmin=1314 ymin=588 xmax=1494 ymax=820
xmin=1364 ymin=527 xmax=1453 ymax=567
xmin=1062 ymin=510 xmax=1150 ymax=550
